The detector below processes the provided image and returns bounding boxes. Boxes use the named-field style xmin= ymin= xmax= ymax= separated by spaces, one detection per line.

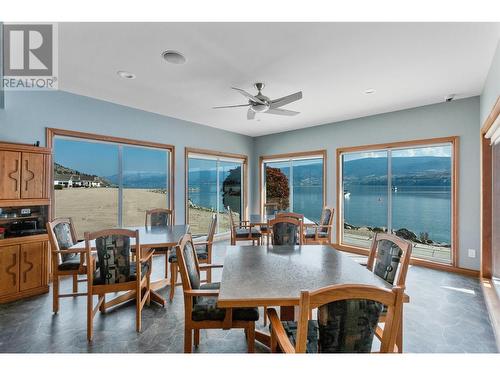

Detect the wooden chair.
xmin=303 ymin=207 xmax=334 ymax=245
xmin=267 ymin=216 xmax=303 ymax=245
xmin=267 ymin=284 xmax=405 ymax=353
xmin=84 ymin=228 xmax=154 ymax=341
xmin=47 ymin=217 xmax=92 ymax=313
xmin=141 ymin=208 xmax=174 ymax=278
xmin=176 ymin=233 xmax=259 ymax=353
xmin=366 ymin=232 xmax=412 ymax=353
xmin=168 ymin=213 xmax=217 ymax=301
xmin=228 ymin=206 xmax=262 ymax=245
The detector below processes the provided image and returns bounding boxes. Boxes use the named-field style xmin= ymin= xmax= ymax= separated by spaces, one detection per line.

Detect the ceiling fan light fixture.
xmin=162 ymin=50 xmax=186 ymax=65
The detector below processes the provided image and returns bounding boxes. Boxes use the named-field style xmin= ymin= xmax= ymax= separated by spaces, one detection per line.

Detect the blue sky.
xmin=54 ymin=138 xmax=168 ymax=177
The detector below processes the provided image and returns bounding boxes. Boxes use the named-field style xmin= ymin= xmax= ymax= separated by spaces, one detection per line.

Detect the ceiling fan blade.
xmin=247 ymin=108 xmax=256 ymax=120
xmin=213 ymin=103 xmax=251 ymax=109
xmin=265 ymin=108 xmax=300 ymax=116
xmin=269 ymin=91 xmax=303 ymax=109
xmin=232 ymin=87 xmax=266 ymax=105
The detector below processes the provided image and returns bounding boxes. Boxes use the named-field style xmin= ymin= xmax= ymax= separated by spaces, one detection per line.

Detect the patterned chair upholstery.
xmin=279 ymin=299 xmax=383 ymax=353
xmin=372 ymin=239 xmax=402 ymax=285
xmin=304 ymin=207 xmax=333 ymax=241
xmin=93 ymin=235 xmax=149 ymax=285
xmin=168 ymin=243 xmax=208 ymax=263
xmin=181 ymin=241 xmax=259 ymax=322
xmin=272 ymin=221 xmax=299 ymax=245
xmin=150 ymin=211 xmax=170 ymax=227
xmin=53 ymin=222 xmax=80 ymax=270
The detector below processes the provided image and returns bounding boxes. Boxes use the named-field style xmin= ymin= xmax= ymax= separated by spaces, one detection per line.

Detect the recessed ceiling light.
xmin=364 ymin=88 xmax=376 ymax=94
xmin=161 ymin=50 xmax=186 ymax=65
xmin=117 ymin=70 xmax=136 ymax=79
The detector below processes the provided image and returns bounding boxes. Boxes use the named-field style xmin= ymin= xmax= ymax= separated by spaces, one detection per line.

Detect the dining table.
xmin=217 ymin=244 xmax=409 ymax=349
xmin=69 ymin=224 xmax=190 ymax=306
xmin=248 ymin=214 xmax=316 ymax=226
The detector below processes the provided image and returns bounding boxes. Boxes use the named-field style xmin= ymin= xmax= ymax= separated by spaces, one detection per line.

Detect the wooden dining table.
xmin=69 ymin=224 xmax=190 ymax=306
xmin=217 ymin=244 xmax=409 ymax=349
xmin=248 ymin=214 xmax=316 ymax=226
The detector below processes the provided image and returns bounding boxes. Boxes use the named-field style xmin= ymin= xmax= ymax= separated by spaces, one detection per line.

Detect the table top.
xmin=249 ymin=214 xmax=315 ymax=225
xmin=217 ymin=245 xmax=392 ymax=308
xmin=69 ymin=224 xmax=190 ymax=249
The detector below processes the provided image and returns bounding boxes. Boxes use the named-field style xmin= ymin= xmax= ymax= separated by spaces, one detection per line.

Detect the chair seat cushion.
xmin=281 ymin=320 xmax=319 ymax=353
xmin=192 ymin=295 xmax=259 ymax=322
xmin=169 ymin=244 xmax=208 ymax=263
xmin=200 ymin=282 xmax=220 ymax=290
xmin=235 ymin=228 xmax=262 ymax=239
xmin=58 ymin=254 xmax=81 ymax=271
xmin=93 ymin=262 xmax=149 ymax=285
xmin=304 ymin=228 xmax=328 ymax=239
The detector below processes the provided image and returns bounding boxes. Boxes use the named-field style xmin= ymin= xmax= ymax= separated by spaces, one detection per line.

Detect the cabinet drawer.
xmin=0 ymin=245 xmax=20 ymax=296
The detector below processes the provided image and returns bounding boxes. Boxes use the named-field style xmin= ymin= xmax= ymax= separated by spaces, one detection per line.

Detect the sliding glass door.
xmin=53 ymin=136 xmax=171 ymax=239
xmin=339 ymin=141 xmax=454 ymax=264
xmin=187 ymin=151 xmax=245 ymax=236
xmin=263 ymin=152 xmax=325 ymax=222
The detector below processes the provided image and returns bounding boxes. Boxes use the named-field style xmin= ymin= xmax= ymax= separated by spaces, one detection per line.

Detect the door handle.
xmin=8 ymin=159 xmax=20 ymax=191
xmin=6 ymin=253 xmax=18 ymax=287
xmin=24 ymin=159 xmax=35 ymax=191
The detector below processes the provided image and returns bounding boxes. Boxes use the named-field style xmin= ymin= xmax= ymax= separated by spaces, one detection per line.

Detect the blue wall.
xmin=0 ymin=90 xmax=255 ymax=223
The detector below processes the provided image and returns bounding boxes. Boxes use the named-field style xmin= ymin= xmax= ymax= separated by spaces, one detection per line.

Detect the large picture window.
xmin=260 ymin=151 xmax=326 ymax=222
xmin=186 ymin=148 xmax=247 ymax=236
xmin=49 ymin=129 xmax=173 ymax=239
xmin=337 ymin=137 xmax=457 ymax=265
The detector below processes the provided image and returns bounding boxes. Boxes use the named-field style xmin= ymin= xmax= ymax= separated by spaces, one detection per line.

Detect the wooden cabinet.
xmin=0 ymin=142 xmax=51 ymax=206
xmin=0 ymin=236 xmax=49 ymax=303
xmin=0 ymin=151 xmax=21 ymax=200
xmin=0 ymin=245 xmax=19 ymax=296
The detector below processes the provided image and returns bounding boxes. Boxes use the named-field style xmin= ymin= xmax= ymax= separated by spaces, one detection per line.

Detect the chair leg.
xmin=169 ymin=262 xmax=177 ymax=301
xmin=247 ymin=322 xmax=255 ymax=353
xmin=136 ymin=287 xmax=142 ymax=332
xmin=263 ymin=306 xmax=268 ymax=326
xmin=396 ymin=313 xmax=403 ymax=353
xmin=194 ymin=329 xmax=200 ymax=347
xmin=164 ymin=253 xmax=169 ymax=279
xmin=53 ymin=275 xmax=59 ymax=314
xmin=87 ymin=292 xmax=93 ymax=341
xmin=72 ymin=274 xmax=78 ymax=293
xmin=184 ymin=327 xmax=193 ymax=353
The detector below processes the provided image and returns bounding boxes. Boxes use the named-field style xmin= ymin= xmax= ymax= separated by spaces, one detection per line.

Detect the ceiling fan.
xmin=213 ymin=83 xmax=302 ymax=120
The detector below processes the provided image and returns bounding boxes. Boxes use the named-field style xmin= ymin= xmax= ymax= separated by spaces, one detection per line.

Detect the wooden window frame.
xmin=184 ymin=147 xmax=248 ymax=232
xmin=481 ymin=96 xmax=500 ymax=279
xmin=46 ymin=128 xmax=175 ymax=223
xmin=335 ymin=136 xmax=472 ymax=275
xmin=258 ymin=149 xmax=327 ymax=216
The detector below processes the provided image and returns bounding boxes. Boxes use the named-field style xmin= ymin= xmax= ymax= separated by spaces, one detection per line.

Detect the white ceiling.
xmin=58 ymin=22 xmax=500 ymax=137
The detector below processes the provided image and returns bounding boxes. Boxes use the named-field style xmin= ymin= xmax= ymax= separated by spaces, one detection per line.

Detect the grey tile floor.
xmin=0 ymin=242 xmax=498 ymax=353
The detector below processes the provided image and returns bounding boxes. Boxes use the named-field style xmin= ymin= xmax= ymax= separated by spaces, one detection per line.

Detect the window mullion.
xmin=387 ymin=149 xmax=392 ymax=234
xmin=118 ymin=144 xmax=123 ymax=228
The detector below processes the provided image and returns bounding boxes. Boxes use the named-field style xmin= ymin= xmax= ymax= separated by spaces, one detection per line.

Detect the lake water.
xmin=189 ymin=184 xmax=451 ymax=244
xmin=343 ymin=185 xmax=451 ymax=244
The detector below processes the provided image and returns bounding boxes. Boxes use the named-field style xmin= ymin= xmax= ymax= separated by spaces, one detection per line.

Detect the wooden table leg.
xmin=254 ymin=305 xmax=296 ymax=349
xmin=150 ymin=289 xmax=166 ymax=306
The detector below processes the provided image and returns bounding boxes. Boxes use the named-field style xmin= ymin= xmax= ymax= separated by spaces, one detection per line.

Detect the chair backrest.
xmin=85 ymin=228 xmax=140 ymax=285
xmin=294 ymin=284 xmax=404 ymax=353
xmin=46 ymin=217 xmax=78 ymax=264
xmin=175 ymin=233 xmax=201 ymax=291
xmin=145 ymin=208 xmax=173 ymax=227
xmin=269 ymin=216 xmax=303 ymax=245
xmin=227 ymin=206 xmax=237 ymax=234
xmin=206 ymin=213 xmax=217 ymax=243
xmin=318 ymin=207 xmax=334 ymax=233
xmin=366 ymin=233 xmax=412 ymax=287
xmin=264 ymin=202 xmax=279 ymax=215
xmin=276 ymin=212 xmax=304 ymax=221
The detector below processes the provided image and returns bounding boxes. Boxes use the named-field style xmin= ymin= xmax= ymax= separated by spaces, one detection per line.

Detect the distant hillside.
xmin=343 ymin=156 xmax=451 ymax=186
xmin=54 ymin=162 xmax=113 ymax=186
